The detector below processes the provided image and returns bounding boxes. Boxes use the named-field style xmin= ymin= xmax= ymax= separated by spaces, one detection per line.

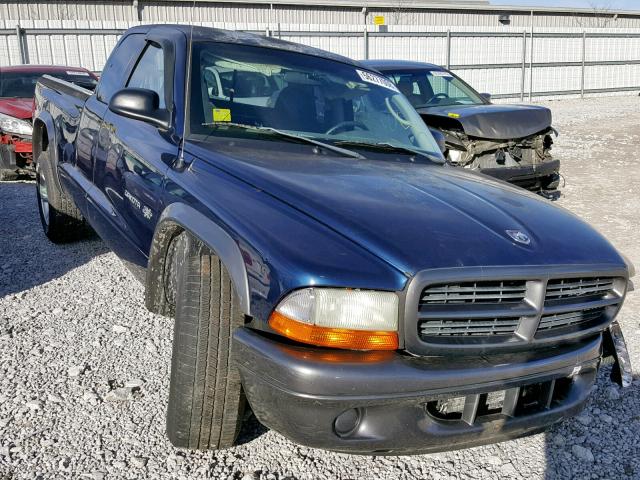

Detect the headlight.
xmin=0 ymin=112 xmax=32 ymax=136
xmin=447 ymin=148 xmax=464 ymax=164
xmin=269 ymin=288 xmax=399 ymax=350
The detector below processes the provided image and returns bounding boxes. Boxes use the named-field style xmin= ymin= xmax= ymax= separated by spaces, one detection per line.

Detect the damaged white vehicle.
xmin=364 ymin=60 xmax=560 ymax=193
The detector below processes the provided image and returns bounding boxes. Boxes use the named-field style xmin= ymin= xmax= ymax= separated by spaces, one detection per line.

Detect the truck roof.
xmin=360 ymin=60 xmax=444 ymax=71
xmin=127 ymin=24 xmax=361 ymax=68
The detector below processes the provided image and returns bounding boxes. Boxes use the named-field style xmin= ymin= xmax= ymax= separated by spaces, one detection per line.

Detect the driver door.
xmin=90 ymin=41 xmax=178 ymax=266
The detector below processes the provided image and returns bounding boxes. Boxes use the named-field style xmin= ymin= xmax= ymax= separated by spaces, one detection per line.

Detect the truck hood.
xmin=417 ymin=104 xmax=552 ymax=140
xmin=192 ymin=141 xmax=624 ymax=276
xmin=0 ymin=97 xmax=34 ymax=120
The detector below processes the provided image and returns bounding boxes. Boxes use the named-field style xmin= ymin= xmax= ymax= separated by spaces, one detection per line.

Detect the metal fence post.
xmin=528 ymin=29 xmax=534 ymax=102
xmin=581 ymin=31 xmax=586 ymax=99
xmin=15 ymin=24 xmax=26 ymax=64
xmin=363 ymin=27 xmax=368 ymax=59
xmin=521 ymin=30 xmax=526 ymax=101
xmin=528 ymin=10 xmax=534 ymax=102
xmin=362 ymin=7 xmax=369 ymax=60
xmin=446 ymin=30 xmax=451 ymax=69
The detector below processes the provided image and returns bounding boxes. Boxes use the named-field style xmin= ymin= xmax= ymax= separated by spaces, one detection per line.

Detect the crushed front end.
xmin=0 ymin=131 xmax=33 ymax=180
xmin=442 ymin=126 xmax=560 ymax=192
xmin=0 ymin=109 xmax=34 ymax=180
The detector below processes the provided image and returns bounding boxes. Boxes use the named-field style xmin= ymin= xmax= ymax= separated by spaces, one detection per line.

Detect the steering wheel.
xmin=325 ymin=121 xmax=369 ymax=136
xmin=429 ymin=92 xmax=450 ymax=103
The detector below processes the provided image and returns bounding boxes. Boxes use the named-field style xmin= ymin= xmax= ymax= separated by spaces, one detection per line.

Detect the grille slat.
xmin=425 ymin=285 xmax=527 ymax=293
xmin=424 ymin=292 xmax=526 ymax=302
xmin=545 ymin=277 xmax=615 ymax=301
xmin=538 ymin=308 xmax=605 ymax=331
xmin=420 ymin=317 xmax=520 ymax=337
xmin=421 ymin=280 xmax=527 ymax=306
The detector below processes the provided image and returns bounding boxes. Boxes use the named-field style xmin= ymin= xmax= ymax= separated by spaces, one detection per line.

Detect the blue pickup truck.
xmin=33 ymin=24 xmax=633 ymax=455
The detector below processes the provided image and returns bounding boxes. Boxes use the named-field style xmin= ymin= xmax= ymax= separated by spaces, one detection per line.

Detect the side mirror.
xmin=429 ymin=128 xmax=447 ymax=154
xmin=108 ymin=88 xmax=170 ymax=129
xmin=480 ymin=92 xmax=492 ymax=102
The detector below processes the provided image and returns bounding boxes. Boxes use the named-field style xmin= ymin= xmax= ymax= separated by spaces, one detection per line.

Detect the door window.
xmin=96 ymin=33 xmax=145 ymax=104
xmin=127 ymin=44 xmax=166 ymax=109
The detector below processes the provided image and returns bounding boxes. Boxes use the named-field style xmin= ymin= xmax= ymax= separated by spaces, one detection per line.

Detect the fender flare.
xmin=32 ymin=111 xmax=63 ymax=190
xmin=145 ymin=202 xmax=251 ymax=317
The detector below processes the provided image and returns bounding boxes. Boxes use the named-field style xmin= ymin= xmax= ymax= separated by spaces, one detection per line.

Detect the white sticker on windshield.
xmin=356 ymin=69 xmax=399 ymax=92
xmin=66 ymin=70 xmax=90 ymax=76
xmin=430 ymin=70 xmax=453 ymax=77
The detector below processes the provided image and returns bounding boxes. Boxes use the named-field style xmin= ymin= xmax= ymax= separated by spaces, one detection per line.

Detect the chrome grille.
xmin=545 ymin=277 xmax=615 ymax=301
xmin=420 ymin=280 xmax=527 ymax=305
xmin=538 ymin=308 xmax=605 ymax=331
xmin=419 ymin=317 xmax=520 ymax=337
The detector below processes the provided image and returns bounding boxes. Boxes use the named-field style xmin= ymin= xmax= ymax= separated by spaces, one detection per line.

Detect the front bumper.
xmin=481 ymin=158 xmax=560 ymax=191
xmin=234 ymin=328 xmax=602 ymax=455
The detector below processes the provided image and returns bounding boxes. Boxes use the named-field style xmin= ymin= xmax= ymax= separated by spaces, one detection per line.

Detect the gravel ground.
xmin=1 ymin=95 xmax=639 ymax=480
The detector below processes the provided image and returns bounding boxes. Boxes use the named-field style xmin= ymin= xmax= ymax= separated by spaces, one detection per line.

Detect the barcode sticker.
xmin=356 ymin=69 xmax=399 ymax=92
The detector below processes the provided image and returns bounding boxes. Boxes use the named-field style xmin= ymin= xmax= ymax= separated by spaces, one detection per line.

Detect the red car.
xmin=0 ymin=65 xmax=99 ymax=180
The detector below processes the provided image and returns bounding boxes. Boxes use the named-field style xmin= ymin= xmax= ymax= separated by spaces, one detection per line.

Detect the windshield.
xmin=0 ymin=70 xmax=98 ymax=98
xmin=383 ymin=69 xmax=485 ymax=109
xmin=188 ymin=42 xmax=441 ymax=157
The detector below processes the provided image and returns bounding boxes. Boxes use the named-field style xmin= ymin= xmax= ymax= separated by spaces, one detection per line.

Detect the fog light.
xmin=334 ymin=408 xmax=361 ymax=437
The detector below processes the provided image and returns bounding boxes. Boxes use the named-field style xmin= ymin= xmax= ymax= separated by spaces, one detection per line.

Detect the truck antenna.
xmin=175 ymin=0 xmax=196 ymax=170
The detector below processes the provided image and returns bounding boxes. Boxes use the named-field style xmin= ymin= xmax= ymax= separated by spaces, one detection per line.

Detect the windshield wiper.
xmin=333 ymin=140 xmax=444 ymax=164
xmin=202 ymin=122 xmax=364 ymax=159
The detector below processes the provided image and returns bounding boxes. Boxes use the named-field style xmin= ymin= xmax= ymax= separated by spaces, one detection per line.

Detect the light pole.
xmin=362 ymin=7 xmax=369 ymax=60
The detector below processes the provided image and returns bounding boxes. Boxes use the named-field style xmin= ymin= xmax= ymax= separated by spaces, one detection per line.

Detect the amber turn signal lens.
xmin=269 ymin=311 xmax=399 ymax=351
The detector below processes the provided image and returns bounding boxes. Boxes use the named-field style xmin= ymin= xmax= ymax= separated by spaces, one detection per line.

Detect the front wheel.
xmin=166 ymin=233 xmax=245 ymax=450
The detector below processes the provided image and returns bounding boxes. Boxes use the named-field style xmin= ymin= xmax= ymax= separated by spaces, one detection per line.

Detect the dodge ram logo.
xmin=506 ymin=230 xmax=531 ymax=245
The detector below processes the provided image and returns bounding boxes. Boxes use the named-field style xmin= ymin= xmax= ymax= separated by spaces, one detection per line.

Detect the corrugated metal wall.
xmin=3 ymin=1 xmax=640 ymax=29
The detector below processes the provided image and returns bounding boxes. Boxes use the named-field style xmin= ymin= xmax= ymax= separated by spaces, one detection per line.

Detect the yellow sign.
xmin=213 ymin=108 xmax=231 ymax=122
xmin=373 ymin=15 xmax=385 ymax=26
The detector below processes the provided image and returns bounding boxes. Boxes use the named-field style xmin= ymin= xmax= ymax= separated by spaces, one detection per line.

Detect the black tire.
xmin=35 ymin=150 xmax=89 ymax=243
xmin=166 ymin=233 xmax=245 ymax=450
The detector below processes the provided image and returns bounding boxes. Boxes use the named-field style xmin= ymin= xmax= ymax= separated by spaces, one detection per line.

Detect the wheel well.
xmin=145 ymin=221 xmax=185 ymax=317
xmin=145 ymin=208 xmax=252 ymax=317
xmin=32 ymin=120 xmax=49 ymax=162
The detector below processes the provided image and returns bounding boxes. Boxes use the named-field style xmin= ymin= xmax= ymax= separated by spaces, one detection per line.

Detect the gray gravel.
xmin=1 ymin=95 xmax=640 ymax=479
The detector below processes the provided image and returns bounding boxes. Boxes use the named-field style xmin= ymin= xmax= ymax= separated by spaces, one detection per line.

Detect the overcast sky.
xmin=490 ymin=0 xmax=640 ymax=9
